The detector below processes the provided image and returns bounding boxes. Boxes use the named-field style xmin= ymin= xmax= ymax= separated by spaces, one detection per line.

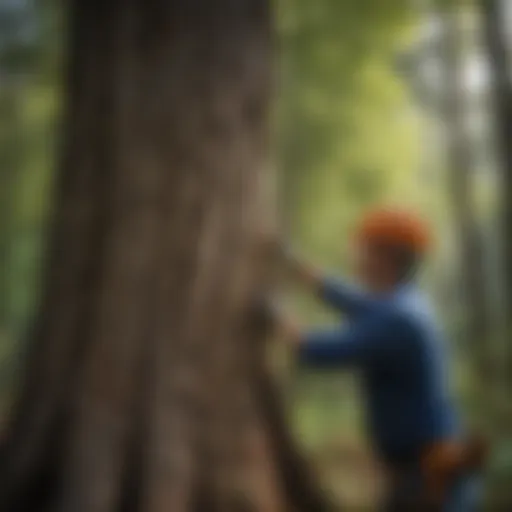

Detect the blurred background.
xmin=1 ymin=0 xmax=511 ymax=508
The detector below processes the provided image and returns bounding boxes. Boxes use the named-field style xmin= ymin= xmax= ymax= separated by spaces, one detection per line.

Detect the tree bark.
xmin=0 ymin=1 xmax=331 ymax=511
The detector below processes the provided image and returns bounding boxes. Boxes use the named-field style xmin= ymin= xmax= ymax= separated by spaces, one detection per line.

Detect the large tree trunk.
xmin=439 ymin=6 xmax=491 ymax=381
xmin=481 ymin=0 xmax=512 ymax=383
xmin=0 ymin=1 xmax=330 ymax=511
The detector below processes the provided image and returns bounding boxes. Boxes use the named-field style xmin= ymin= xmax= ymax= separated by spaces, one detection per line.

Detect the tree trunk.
xmin=439 ymin=6 xmax=491 ymax=381
xmin=481 ymin=0 xmax=512 ymax=382
xmin=0 ymin=1 xmax=330 ymax=511
xmin=0 ymin=82 xmax=22 ymax=330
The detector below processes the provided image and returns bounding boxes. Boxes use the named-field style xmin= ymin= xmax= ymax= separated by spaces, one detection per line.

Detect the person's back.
xmin=358 ymin=285 xmax=460 ymax=465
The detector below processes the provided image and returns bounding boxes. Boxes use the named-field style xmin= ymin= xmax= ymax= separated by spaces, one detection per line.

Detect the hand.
xmin=259 ymin=296 xmax=302 ymax=346
xmin=277 ymin=313 xmax=302 ymax=346
xmin=271 ymin=302 xmax=302 ymax=346
xmin=255 ymin=229 xmax=297 ymax=267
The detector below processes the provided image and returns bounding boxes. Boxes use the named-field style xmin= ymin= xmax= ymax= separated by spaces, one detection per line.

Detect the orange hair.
xmin=356 ymin=208 xmax=431 ymax=255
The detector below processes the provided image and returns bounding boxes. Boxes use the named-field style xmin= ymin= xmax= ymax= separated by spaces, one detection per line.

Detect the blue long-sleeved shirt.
xmin=298 ymin=277 xmax=460 ymax=464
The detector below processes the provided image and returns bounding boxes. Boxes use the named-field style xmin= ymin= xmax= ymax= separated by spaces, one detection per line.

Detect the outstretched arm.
xmin=297 ymin=318 xmax=388 ymax=369
xmin=282 ymin=246 xmax=377 ymax=317
xmin=272 ymin=308 xmax=410 ymax=370
xmin=317 ymin=276 xmax=378 ymax=317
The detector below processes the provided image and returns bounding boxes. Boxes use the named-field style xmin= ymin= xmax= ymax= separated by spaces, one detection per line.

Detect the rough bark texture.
xmin=440 ymin=7 xmax=491 ymax=380
xmin=0 ymin=1 xmax=331 ymax=511
xmin=481 ymin=0 xmax=512 ymax=381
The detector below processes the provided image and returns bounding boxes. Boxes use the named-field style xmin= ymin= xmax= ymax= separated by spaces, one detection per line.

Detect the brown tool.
xmin=421 ymin=433 xmax=489 ymax=509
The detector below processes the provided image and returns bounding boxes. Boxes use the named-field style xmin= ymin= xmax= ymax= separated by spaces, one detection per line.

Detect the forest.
xmin=0 ymin=0 xmax=511 ymax=510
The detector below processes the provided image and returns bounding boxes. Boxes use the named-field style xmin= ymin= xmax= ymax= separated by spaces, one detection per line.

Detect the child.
xmin=270 ymin=208 xmax=484 ymax=511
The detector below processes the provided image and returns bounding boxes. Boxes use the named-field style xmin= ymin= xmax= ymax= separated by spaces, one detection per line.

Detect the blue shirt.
xmin=298 ymin=277 xmax=460 ymax=463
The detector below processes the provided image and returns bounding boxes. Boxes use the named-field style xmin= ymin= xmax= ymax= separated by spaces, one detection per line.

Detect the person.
xmin=268 ymin=208 xmax=485 ymax=511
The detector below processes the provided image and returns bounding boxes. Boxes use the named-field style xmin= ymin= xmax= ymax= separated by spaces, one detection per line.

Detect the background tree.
xmin=481 ymin=0 xmax=512 ymax=382
xmin=438 ymin=2 xmax=491 ymax=383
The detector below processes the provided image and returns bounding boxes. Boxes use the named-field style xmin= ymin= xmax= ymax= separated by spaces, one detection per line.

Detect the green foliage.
xmin=277 ymin=0 xmax=419 ymax=265
xmin=0 ymin=0 xmax=61 ymax=400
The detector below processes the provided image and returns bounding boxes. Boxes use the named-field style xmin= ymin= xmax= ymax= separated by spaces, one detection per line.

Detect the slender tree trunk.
xmin=0 ymin=83 xmax=22 ymax=330
xmin=481 ymin=0 xmax=512 ymax=383
xmin=439 ymin=6 xmax=491 ymax=380
xmin=0 ymin=1 xmax=330 ymax=511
